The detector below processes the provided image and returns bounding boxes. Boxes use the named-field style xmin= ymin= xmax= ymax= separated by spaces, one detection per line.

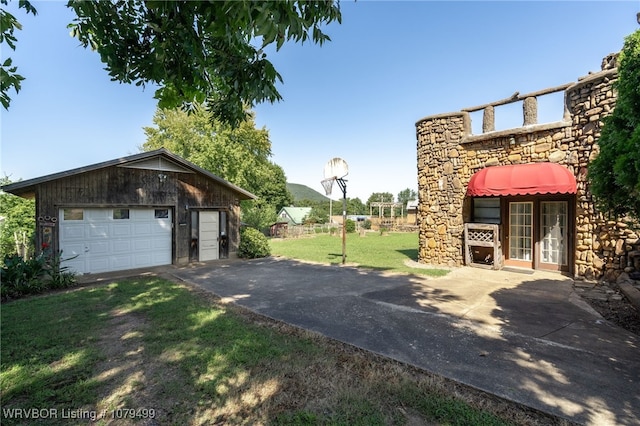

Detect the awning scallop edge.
xmin=466 ymin=163 xmax=577 ymax=197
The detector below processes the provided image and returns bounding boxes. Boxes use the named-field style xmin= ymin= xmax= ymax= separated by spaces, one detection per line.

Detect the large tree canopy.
xmin=0 ymin=0 xmax=36 ymax=109
xmin=588 ymin=30 xmax=640 ymax=220
xmin=1 ymin=0 xmax=342 ymax=126
xmin=142 ymin=105 xmax=293 ymax=212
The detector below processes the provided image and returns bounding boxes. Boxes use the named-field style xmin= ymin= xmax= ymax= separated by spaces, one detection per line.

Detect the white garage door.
xmin=59 ymin=208 xmax=172 ymax=274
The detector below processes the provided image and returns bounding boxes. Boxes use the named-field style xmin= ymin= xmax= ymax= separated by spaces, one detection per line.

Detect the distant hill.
xmin=286 ymin=183 xmax=332 ymax=202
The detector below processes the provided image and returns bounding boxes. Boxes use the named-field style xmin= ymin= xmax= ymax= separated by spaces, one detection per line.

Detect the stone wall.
xmin=415 ymin=56 xmax=640 ymax=281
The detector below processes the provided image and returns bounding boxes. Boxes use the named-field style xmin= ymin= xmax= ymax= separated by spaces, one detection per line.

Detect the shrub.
xmin=1 ymin=251 xmax=77 ymax=301
xmin=1 ymin=253 xmax=47 ymax=299
xmin=363 ymin=219 xmax=372 ymax=230
xmin=238 ymin=227 xmax=271 ymax=258
xmin=345 ymin=219 xmax=356 ymax=233
xmin=45 ymin=251 xmax=77 ymax=289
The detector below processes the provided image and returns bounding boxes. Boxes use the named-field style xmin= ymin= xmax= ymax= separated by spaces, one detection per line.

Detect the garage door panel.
xmin=133 ymin=239 xmax=152 ymax=251
xmin=112 ymin=223 xmax=132 ymax=236
xmin=134 ymin=223 xmax=153 ymax=236
xmin=89 ymin=224 xmax=109 ymax=238
xmin=152 ymin=238 xmax=171 ymax=250
xmin=88 ymin=241 xmax=110 ymax=255
xmin=111 ymin=255 xmax=133 ymax=270
xmin=152 ymin=222 xmax=171 ymax=233
xmin=88 ymin=257 xmax=110 ymax=273
xmin=60 ymin=208 xmax=172 ymax=274
xmin=112 ymin=239 xmax=132 ymax=253
xmin=61 ymin=242 xmax=84 ymax=257
xmin=133 ymin=253 xmax=152 ymax=267
xmin=60 ymin=224 xmax=85 ymax=241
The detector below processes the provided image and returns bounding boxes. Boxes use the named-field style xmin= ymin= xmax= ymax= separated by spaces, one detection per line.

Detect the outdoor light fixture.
xmin=158 ymin=173 xmax=167 ymax=183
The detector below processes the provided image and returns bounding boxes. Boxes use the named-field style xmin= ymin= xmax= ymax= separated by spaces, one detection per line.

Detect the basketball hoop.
xmin=322 ymin=158 xmax=349 ymax=264
xmin=321 ymin=177 xmax=335 ymax=196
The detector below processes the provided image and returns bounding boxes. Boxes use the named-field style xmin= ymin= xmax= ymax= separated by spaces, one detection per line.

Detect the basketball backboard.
xmin=323 ymin=158 xmax=348 ymax=180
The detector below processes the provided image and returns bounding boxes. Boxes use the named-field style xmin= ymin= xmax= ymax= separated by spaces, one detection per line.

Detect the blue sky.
xmin=1 ymin=1 xmax=638 ymax=202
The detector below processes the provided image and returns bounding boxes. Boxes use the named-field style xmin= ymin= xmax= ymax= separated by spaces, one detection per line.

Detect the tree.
xmin=397 ymin=188 xmax=417 ymax=217
xmin=142 ymin=105 xmax=293 ymax=211
xmin=240 ymin=199 xmax=278 ymax=233
xmin=397 ymin=188 xmax=417 ymax=205
xmin=589 ymin=30 xmax=640 ymax=220
xmin=347 ymin=197 xmax=366 ymax=215
xmin=304 ymin=206 xmax=329 ymax=225
xmin=0 ymin=176 xmax=35 ymax=258
xmin=1 ymin=0 xmax=342 ymax=126
xmin=0 ymin=0 xmax=36 ymax=109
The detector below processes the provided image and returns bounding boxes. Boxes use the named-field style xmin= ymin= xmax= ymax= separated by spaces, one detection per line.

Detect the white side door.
xmin=199 ymin=211 xmax=219 ymax=262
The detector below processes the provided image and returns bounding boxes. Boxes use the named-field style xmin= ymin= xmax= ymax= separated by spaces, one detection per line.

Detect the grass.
xmin=269 ymin=231 xmax=449 ymax=277
xmin=0 ymin=277 xmax=542 ymax=425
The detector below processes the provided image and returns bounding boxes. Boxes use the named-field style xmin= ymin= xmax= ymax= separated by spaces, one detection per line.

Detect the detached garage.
xmin=2 ymin=149 xmax=255 ymax=274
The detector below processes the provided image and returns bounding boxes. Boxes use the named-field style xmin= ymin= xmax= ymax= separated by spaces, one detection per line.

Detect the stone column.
xmin=415 ymin=112 xmax=470 ymax=267
xmin=565 ymin=68 xmax=618 ymax=280
xmin=523 ymin=96 xmax=537 ymax=125
xmin=482 ymin=106 xmax=495 ymax=133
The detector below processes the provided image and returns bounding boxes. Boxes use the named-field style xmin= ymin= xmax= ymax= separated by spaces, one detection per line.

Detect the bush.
xmin=45 ymin=251 xmax=77 ymax=289
xmin=238 ymin=227 xmax=271 ymax=259
xmin=1 ymin=251 xmax=77 ymax=301
xmin=345 ymin=219 xmax=356 ymax=233
xmin=363 ymin=219 xmax=372 ymax=230
xmin=1 ymin=254 xmax=47 ymax=299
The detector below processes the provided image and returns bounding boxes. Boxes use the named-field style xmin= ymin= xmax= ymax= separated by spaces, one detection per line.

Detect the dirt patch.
xmin=93 ymin=307 xmax=174 ymax=425
xmin=575 ymin=280 xmax=640 ymax=335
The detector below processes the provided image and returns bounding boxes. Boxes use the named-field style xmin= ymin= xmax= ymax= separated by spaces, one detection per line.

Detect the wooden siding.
xmin=35 ymin=166 xmax=243 ymax=264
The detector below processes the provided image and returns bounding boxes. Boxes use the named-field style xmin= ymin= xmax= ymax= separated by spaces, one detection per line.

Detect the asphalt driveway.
xmin=167 ymin=257 xmax=640 ymax=426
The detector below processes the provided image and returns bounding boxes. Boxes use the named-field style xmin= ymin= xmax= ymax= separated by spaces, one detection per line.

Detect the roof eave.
xmin=1 ymin=148 xmax=257 ymax=200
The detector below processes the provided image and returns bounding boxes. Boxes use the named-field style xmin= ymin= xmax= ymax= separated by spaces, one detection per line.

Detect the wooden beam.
xmin=462 ymin=83 xmax=572 ymax=113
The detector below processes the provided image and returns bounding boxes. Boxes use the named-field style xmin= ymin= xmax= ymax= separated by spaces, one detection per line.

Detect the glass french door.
xmin=507 ymin=202 xmax=533 ymax=267
xmin=539 ymin=201 xmax=568 ymax=270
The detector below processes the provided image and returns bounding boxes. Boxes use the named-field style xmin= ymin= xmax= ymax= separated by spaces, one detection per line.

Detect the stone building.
xmin=415 ymin=54 xmax=639 ymax=281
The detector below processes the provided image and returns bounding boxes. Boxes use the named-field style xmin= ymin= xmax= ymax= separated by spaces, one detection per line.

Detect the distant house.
xmin=276 ymin=207 xmax=312 ymax=225
xmin=270 ymin=207 xmax=313 ymax=237
xmin=406 ymin=200 xmax=418 ymax=225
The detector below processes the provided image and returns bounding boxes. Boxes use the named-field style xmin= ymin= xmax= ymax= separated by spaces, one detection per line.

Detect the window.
xmin=113 ymin=208 xmax=130 ymax=219
xmin=473 ymin=198 xmax=500 ymax=224
xmin=509 ymin=202 xmax=533 ymax=261
xmin=541 ymin=201 xmax=568 ymax=265
xmin=63 ymin=208 xmax=83 ymax=220
xmin=155 ymin=209 xmax=169 ymax=219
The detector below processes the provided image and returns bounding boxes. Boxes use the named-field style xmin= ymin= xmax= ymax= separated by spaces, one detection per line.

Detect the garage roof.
xmin=1 ymin=148 xmax=256 ymax=200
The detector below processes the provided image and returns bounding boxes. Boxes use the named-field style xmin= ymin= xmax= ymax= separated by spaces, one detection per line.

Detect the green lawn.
xmin=0 ymin=277 xmax=521 ymax=425
xmin=270 ymin=231 xmax=449 ymax=277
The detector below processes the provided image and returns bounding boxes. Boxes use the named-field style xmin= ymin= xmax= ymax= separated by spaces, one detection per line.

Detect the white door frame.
xmin=198 ymin=210 xmax=219 ymax=262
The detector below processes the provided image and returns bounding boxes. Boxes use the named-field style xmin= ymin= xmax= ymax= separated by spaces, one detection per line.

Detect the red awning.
xmin=466 ymin=163 xmax=577 ymax=197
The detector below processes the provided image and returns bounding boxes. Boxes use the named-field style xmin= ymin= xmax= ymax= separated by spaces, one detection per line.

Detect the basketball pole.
xmin=336 ymin=178 xmax=347 ymax=264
